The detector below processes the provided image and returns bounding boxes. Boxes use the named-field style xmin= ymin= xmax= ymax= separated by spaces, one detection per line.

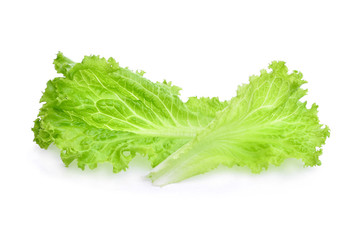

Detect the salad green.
xmin=33 ymin=53 xmax=329 ymax=185
xmin=33 ymin=53 xmax=227 ymax=172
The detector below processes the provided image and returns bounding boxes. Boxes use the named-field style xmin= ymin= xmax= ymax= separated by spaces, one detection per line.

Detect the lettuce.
xmin=33 ymin=53 xmax=227 ymax=172
xmin=33 ymin=53 xmax=329 ymax=185
xmin=149 ymin=62 xmax=330 ymax=185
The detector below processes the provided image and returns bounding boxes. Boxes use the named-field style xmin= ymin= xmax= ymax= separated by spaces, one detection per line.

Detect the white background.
xmin=1 ymin=0 xmax=358 ymax=239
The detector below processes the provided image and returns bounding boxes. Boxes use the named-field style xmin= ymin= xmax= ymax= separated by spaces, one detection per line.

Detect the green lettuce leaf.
xmin=33 ymin=53 xmax=227 ymax=171
xmin=149 ymin=61 xmax=330 ymax=186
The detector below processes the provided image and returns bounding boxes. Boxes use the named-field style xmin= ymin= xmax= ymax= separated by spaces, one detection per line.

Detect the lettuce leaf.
xmin=149 ymin=61 xmax=330 ymax=186
xmin=33 ymin=53 xmax=227 ymax=172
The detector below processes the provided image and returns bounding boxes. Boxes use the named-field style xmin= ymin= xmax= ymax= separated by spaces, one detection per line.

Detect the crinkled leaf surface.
xmin=33 ymin=53 xmax=227 ymax=172
xmin=149 ymin=62 xmax=330 ymax=186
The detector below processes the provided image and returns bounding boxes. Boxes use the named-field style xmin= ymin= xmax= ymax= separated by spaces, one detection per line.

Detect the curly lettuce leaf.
xmin=33 ymin=53 xmax=227 ymax=171
xmin=149 ymin=61 xmax=330 ymax=186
